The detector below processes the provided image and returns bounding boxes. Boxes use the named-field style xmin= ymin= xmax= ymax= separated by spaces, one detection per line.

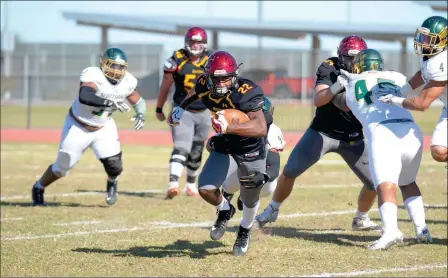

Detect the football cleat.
xmin=367 ymin=230 xmax=403 ymax=250
xmin=210 ymin=204 xmax=236 ymax=240
xmin=416 ymin=227 xmax=433 ymax=243
xmin=352 ymin=217 xmax=382 ymax=231
xmin=31 ymin=182 xmax=46 ymax=206
xmin=165 ymin=182 xmax=180 ymax=200
xmin=106 ymin=180 xmax=118 ymax=205
xmin=183 ymin=184 xmax=200 ymax=197
xmin=233 ymin=225 xmax=251 ymax=256
xmin=255 ymin=204 xmax=278 ymax=228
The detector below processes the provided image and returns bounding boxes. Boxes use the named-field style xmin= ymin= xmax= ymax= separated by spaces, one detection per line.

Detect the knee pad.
xmin=260 ymin=179 xmax=277 ymax=197
xmin=239 ymin=187 xmax=262 ymax=208
xmin=170 ymin=148 xmax=189 ymax=166
xmin=100 ymin=152 xmax=123 ymax=178
xmin=52 ymin=151 xmax=75 ymax=177
xmin=187 ymin=141 xmax=204 ymax=171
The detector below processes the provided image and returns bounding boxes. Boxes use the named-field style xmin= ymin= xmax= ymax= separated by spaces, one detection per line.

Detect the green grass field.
xmin=1 ymin=143 xmax=447 ymax=277
xmin=1 ymin=104 xmax=443 ymax=134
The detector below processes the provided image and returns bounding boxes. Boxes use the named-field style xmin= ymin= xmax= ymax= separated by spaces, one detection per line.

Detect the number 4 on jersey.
xmin=355 ymin=78 xmax=396 ymax=105
xmin=355 ymin=80 xmax=373 ymax=105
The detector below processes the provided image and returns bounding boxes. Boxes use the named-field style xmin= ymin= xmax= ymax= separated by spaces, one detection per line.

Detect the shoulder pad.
xmin=238 ymin=80 xmax=264 ymax=112
xmin=426 ymin=51 xmax=447 ymax=81
xmin=174 ymin=49 xmax=188 ymax=60
xmin=318 ymin=57 xmax=340 ymax=71
xmin=80 ymin=67 xmax=104 ymax=84
xmin=123 ymin=72 xmax=138 ymax=94
xmin=163 ymin=57 xmax=178 ymax=73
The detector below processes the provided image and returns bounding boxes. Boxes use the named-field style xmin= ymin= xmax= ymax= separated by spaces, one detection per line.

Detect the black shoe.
xmin=106 ymin=180 xmax=118 ymax=205
xmin=222 ymin=191 xmax=234 ymax=202
xmin=210 ymin=204 xmax=236 ymax=240
xmin=237 ymin=195 xmax=243 ymax=211
xmin=32 ymin=183 xmax=45 ymax=206
xmin=233 ymin=225 xmax=251 ymax=256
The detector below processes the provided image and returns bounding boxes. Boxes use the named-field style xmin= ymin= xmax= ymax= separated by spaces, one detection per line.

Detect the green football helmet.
xmin=414 ymin=16 xmax=447 ymax=56
xmin=352 ymin=49 xmax=384 ymax=74
xmin=100 ymin=47 xmax=128 ymax=83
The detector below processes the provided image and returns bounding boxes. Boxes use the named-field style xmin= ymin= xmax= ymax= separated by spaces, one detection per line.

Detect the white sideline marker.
xmin=2 ymin=204 xmax=446 ymax=241
xmin=300 ymin=263 xmax=447 ymax=277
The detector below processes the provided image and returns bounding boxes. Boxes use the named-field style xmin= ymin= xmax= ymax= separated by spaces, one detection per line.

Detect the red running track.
xmin=1 ymin=129 xmax=433 ymax=150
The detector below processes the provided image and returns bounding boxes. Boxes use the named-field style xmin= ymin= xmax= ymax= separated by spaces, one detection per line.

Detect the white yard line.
xmin=0 ymin=190 xmax=164 ymax=201
xmin=1 ymin=217 xmax=24 ymax=222
xmin=316 ymin=160 xmax=443 ymax=166
xmin=53 ymin=220 xmax=102 ymax=226
xmin=2 ymin=204 xmax=445 ymax=241
xmin=300 ymin=264 xmax=447 ymax=277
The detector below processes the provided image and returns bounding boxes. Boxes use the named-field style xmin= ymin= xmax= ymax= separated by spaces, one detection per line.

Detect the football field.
xmin=1 ymin=143 xmax=446 ymax=277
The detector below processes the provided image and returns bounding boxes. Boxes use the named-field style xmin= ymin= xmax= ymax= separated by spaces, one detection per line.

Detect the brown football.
xmin=215 ymin=109 xmax=250 ymax=124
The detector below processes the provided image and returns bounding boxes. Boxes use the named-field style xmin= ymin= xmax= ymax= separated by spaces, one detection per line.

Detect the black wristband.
xmin=156 ymin=107 xmax=163 ymax=113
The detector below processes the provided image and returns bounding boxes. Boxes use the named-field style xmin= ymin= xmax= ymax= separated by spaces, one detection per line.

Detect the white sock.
xmin=34 ymin=181 xmax=44 ymax=189
xmin=404 ymin=195 xmax=427 ymax=235
xmin=269 ymin=200 xmax=281 ymax=210
xmin=107 ymin=176 xmax=119 ymax=183
xmin=169 ymin=162 xmax=184 ymax=178
xmin=379 ymin=202 xmax=399 ymax=234
xmin=216 ymin=197 xmax=230 ymax=211
xmin=355 ymin=210 xmax=369 ymax=219
xmin=241 ymin=201 xmax=260 ymax=229
xmin=184 ymin=182 xmax=196 ymax=189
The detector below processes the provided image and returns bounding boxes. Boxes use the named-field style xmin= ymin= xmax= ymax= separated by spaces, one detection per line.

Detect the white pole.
xmin=24 ymin=54 xmax=31 ymax=128
xmin=257 ymin=0 xmax=262 ymax=68
xmin=300 ymin=51 xmax=306 ymax=103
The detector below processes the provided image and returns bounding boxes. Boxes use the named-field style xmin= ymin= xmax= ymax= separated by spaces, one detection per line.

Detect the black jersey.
xmin=310 ymin=57 xmax=364 ymax=142
xmin=163 ymin=49 xmax=210 ymax=110
xmin=194 ymin=75 xmax=267 ymax=159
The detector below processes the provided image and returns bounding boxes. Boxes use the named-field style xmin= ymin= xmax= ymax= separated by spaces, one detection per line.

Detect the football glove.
xmin=131 ymin=113 xmax=145 ymax=130
xmin=168 ymin=107 xmax=185 ymax=127
xmin=239 ymin=171 xmax=269 ymax=189
xmin=211 ymin=111 xmax=229 ymax=134
xmin=106 ymin=100 xmax=131 ymax=113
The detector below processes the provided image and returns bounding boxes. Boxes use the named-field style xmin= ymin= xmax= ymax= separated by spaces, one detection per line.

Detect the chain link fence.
xmin=1 ymin=42 xmax=422 ymax=130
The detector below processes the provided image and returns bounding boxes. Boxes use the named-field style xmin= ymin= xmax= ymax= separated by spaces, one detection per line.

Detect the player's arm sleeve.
xmin=78 ymin=68 xmax=111 ymax=107
xmin=315 ymin=62 xmax=335 ymax=87
xmin=240 ymin=86 xmax=265 ymax=112
xmin=78 ymin=85 xmax=111 ymax=107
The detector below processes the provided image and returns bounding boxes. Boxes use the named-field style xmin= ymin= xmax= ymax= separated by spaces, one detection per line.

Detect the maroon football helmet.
xmin=205 ymin=51 xmax=240 ymax=98
xmin=337 ymin=35 xmax=368 ymax=71
xmin=184 ymin=27 xmax=208 ymax=56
